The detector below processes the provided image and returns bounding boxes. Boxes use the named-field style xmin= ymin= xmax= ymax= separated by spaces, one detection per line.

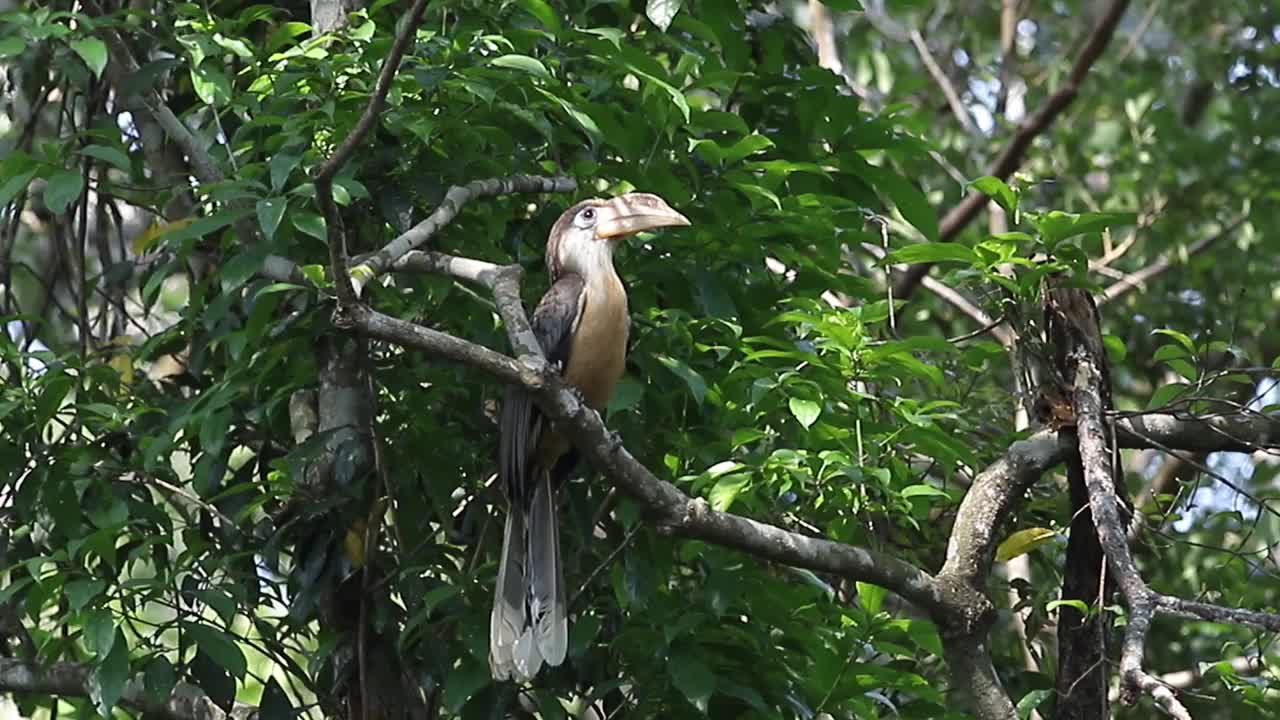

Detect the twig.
xmin=860 ymin=242 xmax=1014 ymax=347
xmin=909 ymin=29 xmax=979 ymax=136
xmin=1100 ymin=215 xmax=1246 ymax=304
xmin=317 ymin=0 xmax=430 ymax=306
xmin=894 ymin=0 xmax=1133 ymax=299
xmin=258 ymin=176 xmax=578 ymax=289
xmin=569 ymin=523 xmax=643 ymax=609
xmin=348 ymin=175 xmax=577 ymax=291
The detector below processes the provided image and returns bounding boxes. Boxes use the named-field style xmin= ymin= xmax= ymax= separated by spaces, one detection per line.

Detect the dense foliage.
xmin=0 ymin=1 xmax=1277 ymax=719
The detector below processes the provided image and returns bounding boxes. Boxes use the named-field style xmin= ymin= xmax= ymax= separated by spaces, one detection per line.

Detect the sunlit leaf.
xmin=646 ymin=0 xmax=683 ymax=31
xmin=71 ymin=37 xmax=108 ymax=78
xmin=995 ymin=527 xmax=1058 ymax=562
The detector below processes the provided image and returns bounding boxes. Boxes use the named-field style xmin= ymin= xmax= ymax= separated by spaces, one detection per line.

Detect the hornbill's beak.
xmin=593 ymin=192 xmax=691 ymax=240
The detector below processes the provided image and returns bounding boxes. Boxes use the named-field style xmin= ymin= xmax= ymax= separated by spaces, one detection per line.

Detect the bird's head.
xmin=546 ymin=192 xmax=690 ymax=279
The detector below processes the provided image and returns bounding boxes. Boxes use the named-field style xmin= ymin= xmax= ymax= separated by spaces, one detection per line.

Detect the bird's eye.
xmin=581 ymin=208 xmax=596 ymax=221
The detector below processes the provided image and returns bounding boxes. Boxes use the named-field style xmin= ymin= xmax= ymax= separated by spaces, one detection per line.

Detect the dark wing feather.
xmin=492 ymin=273 xmax=584 ymax=680
xmin=498 ymin=273 xmax=585 ymax=506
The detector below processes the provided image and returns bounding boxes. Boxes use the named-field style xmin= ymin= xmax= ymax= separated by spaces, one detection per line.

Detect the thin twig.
xmin=895 ymin=0 xmax=1133 ymax=299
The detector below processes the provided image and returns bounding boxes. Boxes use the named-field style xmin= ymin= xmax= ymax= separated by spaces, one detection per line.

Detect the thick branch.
xmin=1117 ymin=412 xmax=1280 ymax=453
xmin=894 ymin=0 xmax=1132 ymax=299
xmin=942 ymin=431 xmax=1073 ymax=586
xmin=0 ymin=659 xmax=252 ymax=720
xmin=348 ymin=303 xmax=944 ymax=610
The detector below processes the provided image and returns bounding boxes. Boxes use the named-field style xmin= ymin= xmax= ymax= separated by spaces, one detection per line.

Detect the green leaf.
xmin=91 ymin=630 xmax=129 ymax=717
xmin=1046 ymin=599 xmax=1091 ymax=616
xmin=869 ymin=167 xmax=939 ymax=241
xmin=71 ymin=37 xmax=109 ymax=78
xmin=143 ymin=655 xmax=177 ymax=706
xmin=1152 ymin=379 xmax=1187 ymax=407
xmin=0 ymin=169 xmax=37 ymax=207
xmin=536 ymin=89 xmax=603 ymax=145
xmin=885 ymin=243 xmax=977 ymax=265
xmin=607 ymin=376 xmax=644 ymax=416
xmin=900 ymin=484 xmax=951 ymax=500
xmin=1152 ymin=344 xmax=1190 ymax=363
xmin=722 ymin=133 xmax=773 ymax=164
xmin=904 ymin=619 xmax=943 ymax=657
xmin=856 ymin=582 xmax=886 ymax=614
xmin=256 ymin=197 xmax=286 ymax=240
xmin=270 ymin=153 xmax=302 ymax=191
xmin=490 ymin=54 xmax=550 ymax=80
xmin=646 ymin=0 xmax=684 ymax=31
xmin=518 ymin=0 xmax=561 ymax=31
xmin=81 ymin=145 xmax=132 ymax=172
xmin=669 ymin=650 xmax=715 ymax=712
xmin=443 ymin=656 xmax=489 ymax=713
xmin=84 ymin=609 xmax=116 ymax=658
xmin=65 ymin=579 xmax=106 ymax=612
xmin=788 ymin=397 xmax=820 ymax=429
xmin=628 ymin=66 xmax=690 ymax=123
xmin=221 ymin=247 xmax=269 ymax=293
xmin=191 ymin=63 xmax=232 ymax=106
xmin=0 ymin=37 xmax=27 ymax=57
xmin=44 ymin=170 xmax=85 ymax=215
xmin=995 ymin=527 xmax=1058 ymax=562
xmin=1165 ymin=358 xmax=1198 ymax=381
xmin=1102 ymin=334 xmax=1126 ymax=364
xmin=292 ymin=212 xmax=326 ymax=241
xmin=657 ymin=355 xmax=707 ymax=405
xmin=970 ymin=175 xmax=1017 ymax=213
xmin=1152 ymin=328 xmax=1196 ymax=353
xmin=259 ymin=677 xmax=295 ymax=720
xmin=1016 ymin=689 xmax=1053 ymax=719
xmin=708 ymin=474 xmax=749 ymax=511
xmin=184 ymin=622 xmax=248 ymax=679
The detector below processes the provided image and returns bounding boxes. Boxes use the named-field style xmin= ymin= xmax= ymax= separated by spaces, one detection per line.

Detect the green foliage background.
xmin=0 ymin=1 xmax=1277 ymax=719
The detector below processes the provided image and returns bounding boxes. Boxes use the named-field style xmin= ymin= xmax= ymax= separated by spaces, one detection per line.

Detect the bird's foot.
xmin=606 ymin=429 xmax=625 ymax=453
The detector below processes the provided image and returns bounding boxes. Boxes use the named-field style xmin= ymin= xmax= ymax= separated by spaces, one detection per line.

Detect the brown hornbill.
xmin=490 ymin=193 xmax=690 ymax=681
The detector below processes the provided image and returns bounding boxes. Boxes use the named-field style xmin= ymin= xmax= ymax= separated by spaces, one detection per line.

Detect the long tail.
xmin=489 ymin=474 xmax=567 ymax=681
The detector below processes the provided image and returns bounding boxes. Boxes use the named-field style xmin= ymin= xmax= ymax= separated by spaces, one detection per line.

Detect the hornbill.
xmin=490 ymin=193 xmax=690 ymax=681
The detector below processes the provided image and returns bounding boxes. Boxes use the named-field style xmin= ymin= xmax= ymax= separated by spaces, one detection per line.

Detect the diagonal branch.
xmin=314 ymin=0 xmax=430 ymax=185
xmin=317 ymin=0 xmax=430 ymax=305
xmin=909 ymin=29 xmax=980 ymax=136
xmin=1099 ymin=215 xmax=1247 ymax=304
xmin=259 ymin=176 xmax=577 ymax=289
xmin=894 ymin=0 xmax=1132 ymax=299
xmin=348 ymin=301 xmax=947 ymax=611
xmin=350 ymin=175 xmax=577 ymax=289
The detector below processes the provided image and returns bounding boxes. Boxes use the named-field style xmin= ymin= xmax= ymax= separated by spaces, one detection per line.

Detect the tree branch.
xmin=1099 ymin=215 xmax=1246 ymax=304
xmin=347 ymin=302 xmax=946 ymax=611
xmin=349 ymin=175 xmax=577 ymax=291
xmin=317 ymin=0 xmax=429 ymax=305
xmin=909 ymin=29 xmax=979 ymax=136
xmin=894 ymin=0 xmax=1132 ymax=299
xmin=0 ymin=659 xmax=253 ymax=720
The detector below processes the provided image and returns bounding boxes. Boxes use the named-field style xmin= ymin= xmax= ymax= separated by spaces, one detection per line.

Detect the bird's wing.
xmin=498 ymin=273 xmax=585 ymax=506
xmin=492 ymin=273 xmax=583 ymax=680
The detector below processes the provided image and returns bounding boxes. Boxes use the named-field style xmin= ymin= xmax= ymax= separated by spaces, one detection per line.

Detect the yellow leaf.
xmin=996 ymin=527 xmax=1058 ymax=562
xmin=107 ymin=338 xmax=135 ymax=386
xmin=132 ymin=217 xmax=195 ymax=254
xmin=344 ymin=519 xmax=367 ymax=569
